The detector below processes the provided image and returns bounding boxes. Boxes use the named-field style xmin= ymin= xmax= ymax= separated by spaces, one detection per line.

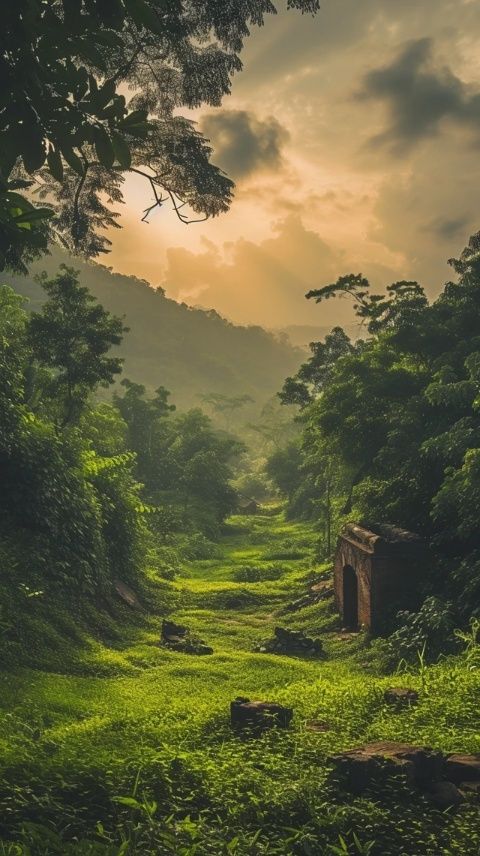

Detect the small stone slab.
xmin=282 ymin=579 xmax=333 ymax=612
xmin=445 ymin=754 xmax=480 ymax=784
xmin=231 ymin=697 xmax=293 ymax=732
xmin=384 ymin=687 xmax=419 ymax=706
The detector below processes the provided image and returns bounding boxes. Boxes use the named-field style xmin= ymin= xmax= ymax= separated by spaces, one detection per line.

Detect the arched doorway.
xmin=343 ymin=565 xmax=358 ymax=629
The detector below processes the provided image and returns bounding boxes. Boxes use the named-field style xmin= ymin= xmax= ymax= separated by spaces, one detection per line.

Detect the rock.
xmin=329 ymin=742 xmax=445 ymax=794
xmin=384 ymin=687 xmax=419 ymax=707
xmin=230 ymin=697 xmax=293 ymax=732
xmin=428 ymin=781 xmax=465 ymax=810
xmin=161 ymin=618 xmax=213 ymax=655
xmin=162 ymin=618 xmax=188 ymax=643
xmin=445 ymin=753 xmax=480 ymax=784
xmin=253 ymin=626 xmax=323 ymax=657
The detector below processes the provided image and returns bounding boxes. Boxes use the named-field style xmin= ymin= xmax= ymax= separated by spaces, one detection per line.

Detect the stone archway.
xmin=342 ymin=565 xmax=358 ymax=629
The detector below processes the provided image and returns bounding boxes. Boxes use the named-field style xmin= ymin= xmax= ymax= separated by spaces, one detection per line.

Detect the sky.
xmin=107 ymin=0 xmax=480 ymax=332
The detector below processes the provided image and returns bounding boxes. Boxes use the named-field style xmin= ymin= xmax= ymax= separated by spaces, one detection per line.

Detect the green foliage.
xmin=30 ymin=265 xmax=126 ymax=426
xmin=8 ymin=249 xmax=303 ymax=422
xmin=380 ymin=597 xmax=459 ymax=668
xmin=115 ymin=382 xmax=244 ymax=532
xmin=0 ymin=510 xmax=479 ymax=855
xmin=232 ymin=564 xmax=282 ymax=582
xmin=283 ymin=230 xmax=480 ymax=624
xmin=266 ymin=440 xmax=305 ymax=500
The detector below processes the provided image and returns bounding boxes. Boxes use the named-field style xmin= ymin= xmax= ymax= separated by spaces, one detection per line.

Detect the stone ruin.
xmin=161 ymin=618 xmax=213 ymax=655
xmin=253 ymin=625 xmax=323 ymax=657
xmin=334 ymin=522 xmax=425 ymax=634
xmin=230 ymin=697 xmax=293 ymax=733
xmin=329 ymin=741 xmax=480 ymax=809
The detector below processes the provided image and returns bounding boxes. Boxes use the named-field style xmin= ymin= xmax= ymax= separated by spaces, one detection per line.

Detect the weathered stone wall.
xmin=334 ymin=524 xmax=423 ymax=634
xmin=333 ymin=535 xmax=373 ymax=628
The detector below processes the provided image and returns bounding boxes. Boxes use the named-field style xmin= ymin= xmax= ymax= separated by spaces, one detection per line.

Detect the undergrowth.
xmin=0 ymin=510 xmax=479 ymax=854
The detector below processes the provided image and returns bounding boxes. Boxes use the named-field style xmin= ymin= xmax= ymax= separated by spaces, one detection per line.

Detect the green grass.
xmin=0 ymin=510 xmax=479 ymax=855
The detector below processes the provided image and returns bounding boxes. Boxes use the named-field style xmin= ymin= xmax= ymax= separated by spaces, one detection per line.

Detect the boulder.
xmin=384 ymin=687 xmax=419 ymax=707
xmin=445 ymin=753 xmax=480 ymax=784
xmin=231 ymin=697 xmax=293 ymax=733
xmin=253 ymin=626 xmax=323 ymax=657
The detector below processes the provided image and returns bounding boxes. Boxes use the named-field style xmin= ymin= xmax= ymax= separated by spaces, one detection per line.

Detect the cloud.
xmin=201 ymin=109 xmax=290 ymax=179
xmin=358 ymin=38 xmax=480 ymax=154
xmin=162 ymin=214 xmax=397 ymax=329
xmin=424 ymin=215 xmax=472 ymax=241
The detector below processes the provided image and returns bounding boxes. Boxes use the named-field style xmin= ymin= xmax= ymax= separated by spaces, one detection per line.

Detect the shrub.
xmin=385 ymin=596 xmax=459 ymax=666
xmin=232 ymin=565 xmax=282 ymax=582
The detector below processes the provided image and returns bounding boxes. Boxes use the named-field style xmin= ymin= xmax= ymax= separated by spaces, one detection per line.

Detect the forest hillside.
xmin=5 ymin=249 xmax=303 ymax=415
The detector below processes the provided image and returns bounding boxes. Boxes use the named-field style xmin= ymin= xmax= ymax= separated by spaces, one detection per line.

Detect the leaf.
xmin=5 ymin=192 xmax=34 ymax=212
xmin=91 ymin=77 xmax=117 ymax=112
xmin=74 ymin=39 xmax=107 ymax=71
xmin=47 ymin=146 xmax=64 ymax=182
xmin=124 ymin=0 xmax=165 ymax=34
xmin=95 ymin=29 xmax=124 ymax=48
xmin=22 ymin=134 xmax=46 ymax=174
xmin=94 ymin=126 xmax=115 ymax=168
xmin=112 ymin=796 xmax=143 ymax=809
xmin=121 ymin=109 xmax=149 ymax=127
xmin=111 ymin=132 xmax=131 ymax=169
xmin=61 ymin=147 xmax=85 ymax=176
xmin=119 ymin=109 xmax=149 ymax=139
xmin=14 ymin=207 xmax=54 ymax=224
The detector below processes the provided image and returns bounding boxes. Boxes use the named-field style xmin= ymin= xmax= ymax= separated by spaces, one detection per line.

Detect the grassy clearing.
xmin=0 ymin=509 xmax=479 ymax=855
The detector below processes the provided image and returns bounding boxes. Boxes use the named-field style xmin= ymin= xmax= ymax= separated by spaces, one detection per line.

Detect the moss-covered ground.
xmin=0 ymin=508 xmax=479 ymax=855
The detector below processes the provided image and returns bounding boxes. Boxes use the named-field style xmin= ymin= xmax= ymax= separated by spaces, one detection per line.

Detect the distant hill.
xmin=5 ymin=249 xmax=304 ymax=415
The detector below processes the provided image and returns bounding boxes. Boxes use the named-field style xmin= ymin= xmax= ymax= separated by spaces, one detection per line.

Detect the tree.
xmin=29 ymin=265 xmax=127 ymax=426
xmin=279 ymin=326 xmax=360 ymax=407
xmin=1 ymin=0 xmax=320 ymax=271
xmin=0 ymin=286 xmax=29 ymax=445
xmin=198 ymin=392 xmax=253 ymax=429
xmin=114 ymin=378 xmax=177 ymax=489
xmin=285 ymin=230 xmax=480 ymax=621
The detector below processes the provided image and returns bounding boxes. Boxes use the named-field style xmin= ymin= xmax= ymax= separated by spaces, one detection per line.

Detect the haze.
xmin=108 ymin=0 xmax=480 ymax=331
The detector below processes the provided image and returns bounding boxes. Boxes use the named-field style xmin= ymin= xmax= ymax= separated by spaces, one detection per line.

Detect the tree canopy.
xmin=0 ymin=0 xmax=319 ymax=272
